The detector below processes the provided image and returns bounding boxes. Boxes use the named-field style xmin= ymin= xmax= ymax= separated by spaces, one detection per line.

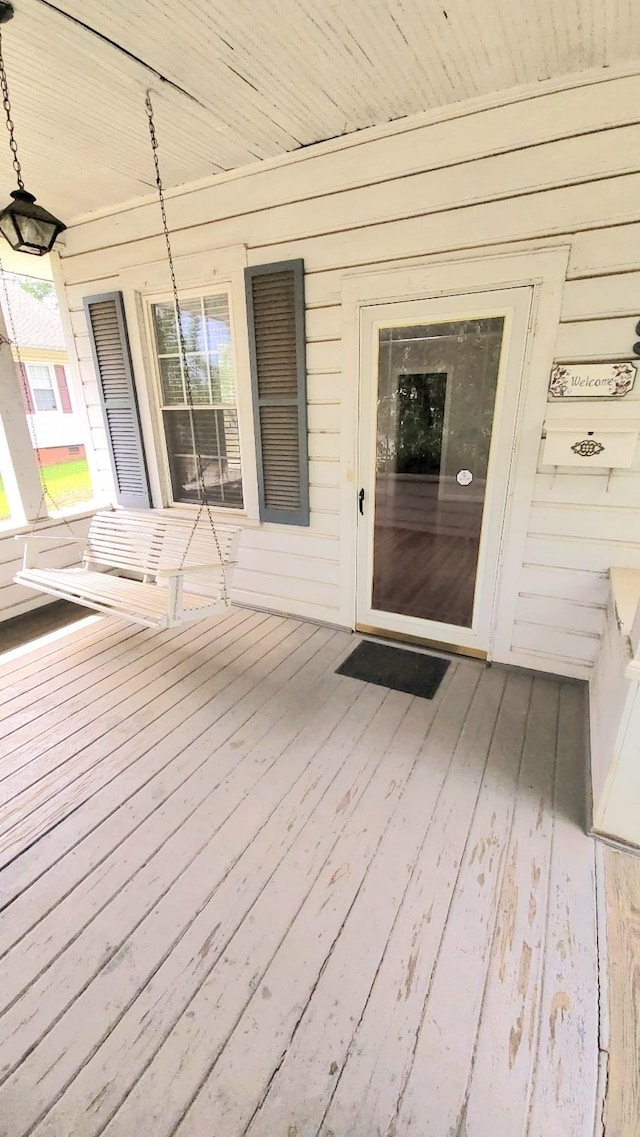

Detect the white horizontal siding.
xmin=57 ymin=71 xmax=640 ymax=670
xmin=26 ymin=411 xmax=86 ymax=450
xmin=0 ymin=516 xmax=93 ymax=624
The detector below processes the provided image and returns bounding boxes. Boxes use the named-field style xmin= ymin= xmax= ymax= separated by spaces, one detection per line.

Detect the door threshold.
xmin=355 ymin=623 xmax=487 ymax=661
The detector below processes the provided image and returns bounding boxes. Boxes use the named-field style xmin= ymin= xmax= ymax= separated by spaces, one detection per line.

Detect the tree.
xmin=18 ymin=277 xmax=58 ymax=308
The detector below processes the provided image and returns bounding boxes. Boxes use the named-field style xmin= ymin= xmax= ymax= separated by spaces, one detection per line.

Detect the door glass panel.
xmin=372 ymin=316 xmax=504 ymax=628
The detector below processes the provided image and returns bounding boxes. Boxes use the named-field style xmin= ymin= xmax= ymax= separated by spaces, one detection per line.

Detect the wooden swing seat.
xmin=15 ymin=508 xmax=241 ymax=630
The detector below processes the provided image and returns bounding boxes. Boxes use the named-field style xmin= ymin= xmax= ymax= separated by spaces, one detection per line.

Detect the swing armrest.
xmin=156 ymin=560 xmax=236 ymax=578
xmin=16 ymin=534 xmax=86 ymax=571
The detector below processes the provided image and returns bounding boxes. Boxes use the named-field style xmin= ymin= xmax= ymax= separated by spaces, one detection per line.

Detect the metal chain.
xmin=145 ymin=91 xmax=228 ymax=599
xmin=0 ymin=254 xmax=77 ymax=532
xmin=0 ymin=29 xmax=23 ymax=190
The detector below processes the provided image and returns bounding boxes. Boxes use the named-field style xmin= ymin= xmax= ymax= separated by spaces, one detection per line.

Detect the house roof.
xmin=0 ymin=277 xmax=65 ymax=352
xmin=0 ymin=1 xmax=638 ymax=225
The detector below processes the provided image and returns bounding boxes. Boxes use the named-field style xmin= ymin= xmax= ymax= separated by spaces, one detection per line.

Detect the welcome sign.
xmin=549 ymin=361 xmax=637 ymax=398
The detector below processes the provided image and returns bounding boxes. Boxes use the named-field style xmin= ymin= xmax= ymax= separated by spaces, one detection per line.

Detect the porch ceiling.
xmin=1 ymin=0 xmax=639 ymax=226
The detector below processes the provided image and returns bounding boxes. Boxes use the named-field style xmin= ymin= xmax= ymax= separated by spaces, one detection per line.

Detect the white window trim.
xmin=144 ymin=282 xmax=247 ymax=514
xmin=119 ymin=246 xmax=259 ymax=520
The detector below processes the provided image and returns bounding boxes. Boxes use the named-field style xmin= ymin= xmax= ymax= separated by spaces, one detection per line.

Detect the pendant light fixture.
xmin=0 ymin=2 xmax=65 ymax=255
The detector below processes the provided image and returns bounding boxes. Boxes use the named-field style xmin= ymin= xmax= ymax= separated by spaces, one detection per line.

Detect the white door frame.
xmin=356 ymin=288 xmax=531 ymax=656
xmin=339 ymin=246 xmax=570 ymax=664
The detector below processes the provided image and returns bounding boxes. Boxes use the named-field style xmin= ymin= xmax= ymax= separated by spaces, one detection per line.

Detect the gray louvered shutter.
xmin=245 ymin=260 xmax=309 ymax=525
xmin=84 ymin=292 xmax=151 ymax=509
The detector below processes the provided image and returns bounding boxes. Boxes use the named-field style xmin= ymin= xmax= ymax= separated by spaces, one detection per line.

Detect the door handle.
xmin=358 ymin=488 xmax=365 ymax=515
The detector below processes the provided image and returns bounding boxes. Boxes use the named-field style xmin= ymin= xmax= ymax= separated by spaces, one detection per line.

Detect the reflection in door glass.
xmin=372 ymin=317 xmax=504 ymax=628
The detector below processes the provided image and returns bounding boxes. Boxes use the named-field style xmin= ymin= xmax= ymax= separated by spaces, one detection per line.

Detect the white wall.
xmin=26 ymin=409 xmax=87 ymax=450
xmin=56 ymin=68 xmax=640 ymax=676
xmin=0 ymin=514 xmax=93 ymax=625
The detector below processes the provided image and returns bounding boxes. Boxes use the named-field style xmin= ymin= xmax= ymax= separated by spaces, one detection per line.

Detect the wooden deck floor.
xmin=0 ymin=608 xmax=604 ymax=1137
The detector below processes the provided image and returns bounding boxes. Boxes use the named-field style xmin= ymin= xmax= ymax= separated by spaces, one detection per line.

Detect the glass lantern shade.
xmin=0 ymin=189 xmax=66 ymax=255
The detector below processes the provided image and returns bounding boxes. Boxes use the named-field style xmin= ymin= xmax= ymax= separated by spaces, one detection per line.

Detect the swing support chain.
xmin=145 ymin=90 xmax=228 ymax=601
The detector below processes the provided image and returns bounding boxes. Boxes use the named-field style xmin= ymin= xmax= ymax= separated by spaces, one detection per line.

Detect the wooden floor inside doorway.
xmin=0 ymin=607 xmax=603 ymax=1136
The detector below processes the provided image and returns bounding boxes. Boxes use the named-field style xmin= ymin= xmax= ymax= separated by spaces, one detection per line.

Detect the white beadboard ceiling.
xmin=1 ymin=0 xmax=639 ymax=224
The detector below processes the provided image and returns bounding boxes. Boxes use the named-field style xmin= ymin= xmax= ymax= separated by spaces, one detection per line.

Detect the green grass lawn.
xmin=0 ymin=458 xmax=93 ymax=522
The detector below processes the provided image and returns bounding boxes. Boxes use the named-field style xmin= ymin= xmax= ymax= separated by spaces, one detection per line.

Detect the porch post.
xmin=0 ymin=303 xmax=45 ymax=524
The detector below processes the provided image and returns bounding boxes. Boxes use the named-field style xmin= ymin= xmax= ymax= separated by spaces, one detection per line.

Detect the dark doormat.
xmin=336 ymin=640 xmax=450 ymax=699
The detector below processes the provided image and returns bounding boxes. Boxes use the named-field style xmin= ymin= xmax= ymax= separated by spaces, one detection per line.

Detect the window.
xmin=151 ymin=293 xmax=243 ymax=509
xmin=26 ymin=364 xmax=57 ymax=412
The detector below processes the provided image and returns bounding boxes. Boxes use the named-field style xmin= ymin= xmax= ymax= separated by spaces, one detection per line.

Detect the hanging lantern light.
xmin=0 ymin=3 xmax=65 ymax=255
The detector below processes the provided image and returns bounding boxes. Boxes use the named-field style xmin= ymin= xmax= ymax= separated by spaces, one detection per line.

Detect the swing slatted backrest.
xmin=82 ymin=511 xmax=238 ymax=576
xmin=83 ymin=510 xmax=165 ymax=575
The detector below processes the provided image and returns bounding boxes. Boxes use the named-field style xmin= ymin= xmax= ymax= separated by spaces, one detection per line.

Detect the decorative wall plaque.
xmin=549 ymin=362 xmax=636 ymax=398
xmin=570 ymin=438 xmax=605 ymax=458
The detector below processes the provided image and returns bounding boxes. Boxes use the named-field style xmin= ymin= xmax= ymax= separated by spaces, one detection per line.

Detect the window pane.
xmin=33 ymin=387 xmax=57 ymax=412
xmin=184 ymin=354 xmax=210 ymax=404
xmin=180 ymin=299 xmax=207 ymax=353
xmin=28 ymin=364 xmax=53 ymax=386
xmin=163 ymin=408 xmax=243 ymax=508
xmin=153 ymin=291 xmax=242 ymax=509
xmin=153 ymin=302 xmax=179 ymax=353
xmin=159 ymin=357 xmax=184 ymax=405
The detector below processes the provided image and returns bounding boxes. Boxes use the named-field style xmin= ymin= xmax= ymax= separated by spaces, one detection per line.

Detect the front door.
xmin=356 ymin=288 xmax=532 ymax=657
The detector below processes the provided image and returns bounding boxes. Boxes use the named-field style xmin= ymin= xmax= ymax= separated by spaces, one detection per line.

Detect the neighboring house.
xmin=0 ymin=276 xmax=86 ymax=465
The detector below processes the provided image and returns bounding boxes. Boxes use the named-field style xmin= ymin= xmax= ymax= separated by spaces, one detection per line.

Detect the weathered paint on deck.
xmin=0 ymin=610 xmax=602 ymax=1136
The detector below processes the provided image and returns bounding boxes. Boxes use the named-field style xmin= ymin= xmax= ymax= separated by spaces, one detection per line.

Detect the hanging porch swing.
xmin=9 ymin=79 xmax=240 ymax=628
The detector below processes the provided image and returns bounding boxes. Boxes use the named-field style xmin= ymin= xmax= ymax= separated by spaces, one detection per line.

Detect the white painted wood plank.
xmin=569 ymin=222 xmax=640 ymax=277
xmin=463 ymin=678 xmax=560 ymax=1133
xmin=233 ymin=571 xmax=341 ymax=608
xmin=533 ymin=471 xmax=640 ymax=509
xmin=239 ymin=529 xmax=338 ymax=560
xmin=0 ymin=626 xmax=343 ymax=1010
xmin=244 ymin=666 xmax=499 ymax=1137
xmin=0 ymin=624 xmax=155 ymax=731
xmin=0 ymin=625 xmax=352 ymax=925
xmin=116 ymin=667 xmax=473 ymax=1137
xmin=527 ymin=683 xmax=599 ymax=1136
xmin=251 ymin=173 xmax=640 ymax=280
xmin=528 ymin=504 xmax=640 ymax=544
xmin=555 ymin=317 xmax=638 ymax=360
xmin=0 ymin=610 xmax=602 ymax=1136
xmin=511 ymin=621 xmax=599 ymax=664
xmin=62 ymin=157 xmax=640 ymax=291
xmin=520 ymin=564 xmax=609 ymax=605
xmin=0 ymin=615 xmax=229 ymax=772
xmin=27 ymin=679 xmax=409 ymax=1137
xmin=515 ymin=595 xmax=606 ymax=636
xmin=1 ymin=678 xmax=394 ymax=1134
xmin=0 ymin=624 xmax=144 ymax=724
xmin=230 ymin=588 xmax=343 ymax=624
xmin=525 ymin=534 xmax=640 ymax=574
xmin=561 ymin=272 xmax=640 ymax=320
xmin=61 ymin=78 xmax=640 ymax=258
xmin=0 ymin=614 xmax=120 ymax=684
xmin=0 ymin=611 xmax=278 ymax=867
xmin=237 ymin=547 xmax=340 ymax=585
xmin=603 ymin=847 xmax=640 ymax=1137
xmin=385 ymin=674 xmax=530 ymax=1135
xmin=306 ymin=374 xmax=344 ymax=404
